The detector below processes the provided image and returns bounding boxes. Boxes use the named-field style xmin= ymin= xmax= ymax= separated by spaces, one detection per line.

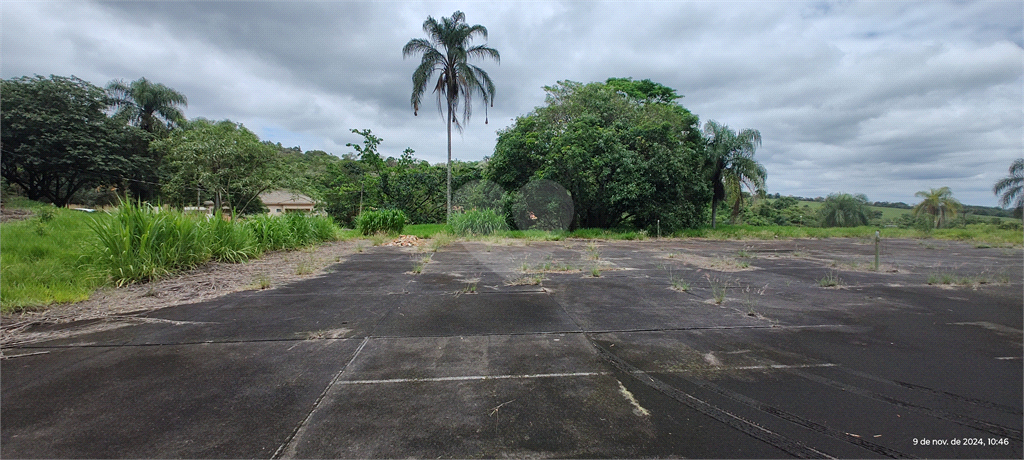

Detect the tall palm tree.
xmin=403 ymin=11 xmax=499 ymax=223
xmin=913 ymin=187 xmax=962 ymax=228
xmin=106 ymin=77 xmax=188 ymax=134
xmin=703 ymin=120 xmax=766 ymax=228
xmin=993 ymin=158 xmax=1024 ymax=225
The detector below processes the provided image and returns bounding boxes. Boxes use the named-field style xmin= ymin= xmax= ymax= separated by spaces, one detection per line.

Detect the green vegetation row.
xmin=1 ymin=202 xmax=338 ymax=312
xmin=94 ymin=201 xmax=337 ymax=285
xmin=3 ymin=201 xmax=1018 ymax=314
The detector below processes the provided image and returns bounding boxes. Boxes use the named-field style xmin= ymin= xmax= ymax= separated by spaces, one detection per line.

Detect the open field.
xmin=2 ymin=238 xmax=1021 ymax=458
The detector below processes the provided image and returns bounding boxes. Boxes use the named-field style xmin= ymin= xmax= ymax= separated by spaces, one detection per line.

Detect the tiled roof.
xmin=258 ymin=190 xmax=315 ymax=205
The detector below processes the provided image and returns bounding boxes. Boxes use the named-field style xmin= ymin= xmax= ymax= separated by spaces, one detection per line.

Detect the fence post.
xmin=874 ymin=230 xmax=880 ymax=271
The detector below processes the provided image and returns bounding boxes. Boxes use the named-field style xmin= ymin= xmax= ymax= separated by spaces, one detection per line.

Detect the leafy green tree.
xmin=605 ymin=77 xmax=681 ymax=103
xmin=702 ymin=120 xmax=766 ymax=228
xmin=913 ymin=187 xmax=962 ymax=228
xmin=487 ymin=80 xmax=709 ymax=232
xmin=152 ymin=119 xmax=282 ymax=214
xmin=403 ymin=10 xmax=499 ymax=223
xmin=1 ymin=75 xmax=140 ymax=206
xmin=819 ymin=193 xmax=870 ymax=227
xmin=993 ymin=158 xmax=1024 ymax=224
xmin=321 ymin=130 xmax=458 ymax=225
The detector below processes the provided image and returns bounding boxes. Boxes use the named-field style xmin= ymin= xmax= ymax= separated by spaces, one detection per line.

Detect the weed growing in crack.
xmin=590 ymin=266 xmax=601 ymax=277
xmin=508 ymin=274 xmax=543 ymax=286
xmin=741 ymin=283 xmax=768 ymax=311
xmin=819 ymin=271 xmax=842 ymax=287
xmin=586 ymin=242 xmax=601 ymax=260
xmin=668 ymin=266 xmax=690 ymax=291
xmin=705 ymin=274 xmax=728 ymax=304
xmin=429 ymin=232 xmax=456 ymax=252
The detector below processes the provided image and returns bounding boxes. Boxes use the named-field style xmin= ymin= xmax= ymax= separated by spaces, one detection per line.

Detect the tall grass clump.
xmin=244 ymin=213 xmax=294 ymax=250
xmin=91 ymin=201 xmax=212 ymax=285
xmin=449 ymin=209 xmax=508 ymax=236
xmin=243 ymin=213 xmax=337 ymax=251
xmin=92 ymin=202 xmax=339 ymax=286
xmin=208 ymin=215 xmax=260 ymax=263
xmin=357 ymin=209 xmax=406 ymax=235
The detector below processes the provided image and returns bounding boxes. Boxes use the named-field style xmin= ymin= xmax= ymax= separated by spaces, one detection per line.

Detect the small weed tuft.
xmin=253 ymin=273 xmax=272 ymax=290
xmin=429 ymin=232 xmax=456 ymax=252
xmin=295 ymin=261 xmax=315 ymax=276
xmin=705 ymin=274 xmax=728 ymax=304
xmin=819 ymin=271 xmax=842 ymax=287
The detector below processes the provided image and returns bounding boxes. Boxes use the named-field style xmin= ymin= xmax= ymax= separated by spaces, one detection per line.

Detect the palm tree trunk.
xmin=446 ymin=99 xmax=453 ymax=224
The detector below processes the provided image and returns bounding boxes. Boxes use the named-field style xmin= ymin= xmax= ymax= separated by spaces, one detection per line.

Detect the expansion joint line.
xmin=272 ymin=336 xmax=370 ymax=459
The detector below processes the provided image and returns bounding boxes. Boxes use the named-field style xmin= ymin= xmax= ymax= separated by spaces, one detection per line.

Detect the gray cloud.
xmin=2 ymin=0 xmax=1020 ymax=206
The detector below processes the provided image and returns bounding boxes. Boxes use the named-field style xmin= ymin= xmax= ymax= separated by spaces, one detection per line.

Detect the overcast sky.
xmin=3 ymin=1 xmax=1022 ymax=207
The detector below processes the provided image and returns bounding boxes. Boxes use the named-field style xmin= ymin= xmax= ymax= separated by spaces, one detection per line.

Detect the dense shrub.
xmin=449 ymin=209 xmax=509 ymax=235
xmin=998 ymin=220 xmax=1022 ymax=230
xmin=357 ymin=208 xmax=406 ymax=235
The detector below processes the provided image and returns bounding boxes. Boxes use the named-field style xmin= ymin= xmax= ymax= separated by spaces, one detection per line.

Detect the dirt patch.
xmin=384 ymin=235 xmax=424 ymax=247
xmin=660 ymin=251 xmax=755 ymax=272
xmin=0 ymin=240 xmax=363 ymax=347
xmin=0 ymin=207 xmax=34 ymax=223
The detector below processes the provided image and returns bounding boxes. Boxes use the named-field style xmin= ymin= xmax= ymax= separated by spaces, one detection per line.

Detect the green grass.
xmin=449 ymin=209 xmax=508 ymax=236
xmin=365 ymin=221 xmax=1021 ymax=247
xmin=2 ymin=199 xmax=340 ymax=311
xmin=677 ymin=224 xmax=1021 ymax=245
xmin=404 ymin=224 xmax=449 ymax=239
xmin=1 ymin=207 xmax=107 ymax=312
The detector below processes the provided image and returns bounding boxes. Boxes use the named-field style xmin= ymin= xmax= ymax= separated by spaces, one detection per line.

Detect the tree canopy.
xmin=1 ymin=75 xmax=143 ymax=206
xmin=152 ymin=119 xmax=282 ymax=214
xmin=487 ymin=79 xmax=710 ymax=232
xmin=818 ymin=193 xmax=870 ymax=227
xmin=993 ymin=158 xmax=1024 ymax=221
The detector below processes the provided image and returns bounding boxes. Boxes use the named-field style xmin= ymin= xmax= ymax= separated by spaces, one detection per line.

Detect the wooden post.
xmin=874 ymin=230 xmax=880 ymax=271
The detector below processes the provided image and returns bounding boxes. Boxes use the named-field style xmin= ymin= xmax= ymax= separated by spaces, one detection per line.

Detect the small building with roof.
xmin=259 ymin=190 xmax=316 ymax=214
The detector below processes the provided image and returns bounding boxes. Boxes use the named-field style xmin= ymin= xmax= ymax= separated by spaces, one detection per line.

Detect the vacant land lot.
xmin=2 ymin=238 xmax=1021 ymax=458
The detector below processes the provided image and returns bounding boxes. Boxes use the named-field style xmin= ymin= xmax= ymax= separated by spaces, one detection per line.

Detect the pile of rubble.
xmin=383 ymin=235 xmax=422 ymax=247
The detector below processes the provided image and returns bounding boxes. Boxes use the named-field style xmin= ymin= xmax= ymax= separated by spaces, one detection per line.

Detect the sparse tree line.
xmin=3 ymin=71 xmax=1022 ymax=232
